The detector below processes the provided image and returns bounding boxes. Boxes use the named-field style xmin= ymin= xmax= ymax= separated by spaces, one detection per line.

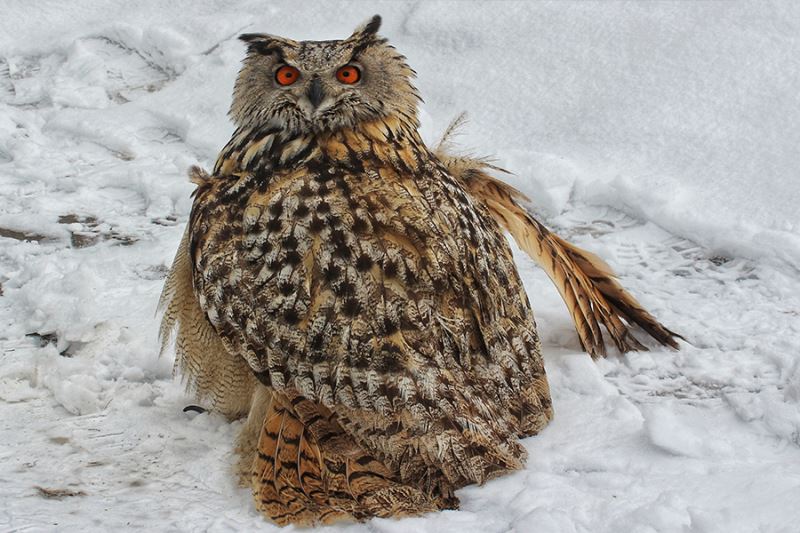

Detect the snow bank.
xmin=1 ymin=2 xmax=799 ymax=532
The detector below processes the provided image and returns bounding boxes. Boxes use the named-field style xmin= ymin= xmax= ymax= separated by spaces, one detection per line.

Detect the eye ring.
xmin=336 ymin=65 xmax=361 ymax=85
xmin=275 ymin=65 xmax=300 ymax=86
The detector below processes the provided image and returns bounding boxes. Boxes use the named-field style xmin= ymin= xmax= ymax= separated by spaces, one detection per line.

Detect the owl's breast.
xmin=191 ymin=140 xmax=539 ymax=410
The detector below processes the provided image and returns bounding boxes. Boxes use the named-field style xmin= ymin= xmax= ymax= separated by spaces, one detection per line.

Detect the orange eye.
xmin=275 ymin=65 xmax=300 ymax=86
xmin=336 ymin=65 xmax=361 ymax=84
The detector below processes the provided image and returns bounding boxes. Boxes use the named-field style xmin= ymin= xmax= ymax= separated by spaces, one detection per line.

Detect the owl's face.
xmin=231 ymin=15 xmax=419 ymax=135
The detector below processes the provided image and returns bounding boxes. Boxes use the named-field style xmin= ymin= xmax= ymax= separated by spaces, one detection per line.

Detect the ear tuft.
xmin=347 ymin=15 xmax=384 ymax=48
xmin=238 ymin=33 xmax=267 ymax=43
xmin=237 ymin=33 xmax=292 ymax=58
xmin=362 ymin=15 xmax=382 ymax=36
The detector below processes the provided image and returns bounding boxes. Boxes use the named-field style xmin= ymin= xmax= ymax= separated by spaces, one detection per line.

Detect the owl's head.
xmin=231 ymin=15 xmax=419 ymax=135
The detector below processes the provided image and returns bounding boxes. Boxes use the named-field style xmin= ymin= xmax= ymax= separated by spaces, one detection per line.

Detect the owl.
xmin=159 ymin=15 xmax=679 ymax=525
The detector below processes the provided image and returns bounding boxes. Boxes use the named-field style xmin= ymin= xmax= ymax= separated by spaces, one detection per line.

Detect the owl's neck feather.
xmin=213 ymin=114 xmax=425 ymax=178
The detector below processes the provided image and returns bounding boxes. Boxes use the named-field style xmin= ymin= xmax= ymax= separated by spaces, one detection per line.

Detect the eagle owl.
xmin=159 ymin=15 xmax=679 ymax=525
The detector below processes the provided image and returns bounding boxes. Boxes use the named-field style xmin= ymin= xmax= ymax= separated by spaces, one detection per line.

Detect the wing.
xmin=188 ymin=139 xmax=551 ymax=492
xmin=436 ymin=150 xmax=682 ymax=358
xmin=158 ymin=180 xmax=256 ymax=420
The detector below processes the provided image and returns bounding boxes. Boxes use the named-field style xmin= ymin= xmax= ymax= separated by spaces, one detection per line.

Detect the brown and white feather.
xmin=435 ymin=136 xmax=680 ymax=358
xmin=159 ymin=14 xmax=676 ymax=527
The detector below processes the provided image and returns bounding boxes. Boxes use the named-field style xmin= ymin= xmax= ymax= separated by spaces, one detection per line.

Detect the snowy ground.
xmin=1 ymin=2 xmax=800 ymax=532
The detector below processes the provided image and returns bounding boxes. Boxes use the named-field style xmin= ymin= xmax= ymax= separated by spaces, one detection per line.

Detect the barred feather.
xmin=437 ymin=147 xmax=682 ymax=358
xmin=157 ymin=215 xmax=255 ymax=419
xmin=250 ymin=389 xmax=439 ymax=525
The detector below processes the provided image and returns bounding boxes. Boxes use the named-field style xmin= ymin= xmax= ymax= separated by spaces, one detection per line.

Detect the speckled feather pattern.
xmin=158 ymin=15 xmax=678 ymax=526
xmin=190 ymin=115 xmax=552 ymax=498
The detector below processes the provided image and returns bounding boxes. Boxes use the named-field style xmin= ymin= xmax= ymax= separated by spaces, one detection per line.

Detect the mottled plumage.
xmin=159 ymin=15 xmax=678 ymax=526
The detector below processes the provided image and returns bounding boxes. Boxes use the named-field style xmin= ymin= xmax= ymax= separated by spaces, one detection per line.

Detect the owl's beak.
xmin=307 ymin=77 xmax=325 ymax=109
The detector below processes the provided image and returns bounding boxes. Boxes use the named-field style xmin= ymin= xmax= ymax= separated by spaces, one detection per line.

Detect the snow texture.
xmin=1 ymin=1 xmax=799 ymax=532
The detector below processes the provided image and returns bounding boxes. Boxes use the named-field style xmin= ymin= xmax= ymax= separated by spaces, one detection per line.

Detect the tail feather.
xmin=438 ymin=145 xmax=681 ymax=358
xmin=251 ymin=390 xmax=442 ymax=526
xmin=252 ymin=393 xmax=351 ymax=525
xmin=556 ymin=235 xmax=681 ymax=350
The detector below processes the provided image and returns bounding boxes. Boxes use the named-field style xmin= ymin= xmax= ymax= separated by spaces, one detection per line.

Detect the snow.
xmin=1 ymin=1 xmax=799 ymax=531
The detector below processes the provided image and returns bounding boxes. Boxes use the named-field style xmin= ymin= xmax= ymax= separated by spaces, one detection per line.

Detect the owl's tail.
xmin=247 ymin=387 xmax=443 ymax=526
xmin=440 ymin=151 xmax=681 ymax=358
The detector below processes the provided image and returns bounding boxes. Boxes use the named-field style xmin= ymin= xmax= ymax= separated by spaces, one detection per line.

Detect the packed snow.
xmin=1 ymin=1 xmax=799 ymax=531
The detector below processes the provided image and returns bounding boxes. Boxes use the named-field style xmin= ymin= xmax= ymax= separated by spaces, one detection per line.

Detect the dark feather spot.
xmin=383 ymin=259 xmax=398 ymax=278
xmin=376 ymin=383 xmax=401 ymax=405
xmin=310 ymin=334 xmax=324 ymax=350
xmin=333 ymin=280 xmax=355 ymax=297
xmin=283 ymin=235 xmax=298 ymax=249
xmin=377 ymin=342 xmax=404 ymax=372
xmin=266 ymin=218 xmax=282 ymax=232
xmin=334 ymin=243 xmax=351 ymax=259
xmin=330 ymin=229 xmax=347 ymax=245
xmin=217 ymin=226 xmax=234 ymax=241
xmin=350 ymin=351 xmax=370 ymax=369
xmin=352 ymin=216 xmax=369 ymax=233
xmin=285 ymin=250 xmax=302 ymax=265
xmin=418 ymin=396 xmax=439 ymax=410
xmin=323 ymin=264 xmax=342 ymax=282
xmin=283 ymin=309 xmax=299 ymax=325
xmin=309 ymin=216 xmax=325 ymax=233
xmin=253 ymin=370 xmax=272 ymax=387
xmin=335 ymin=178 xmax=351 ymax=195
xmin=383 ymin=317 xmax=399 ymax=335
xmin=356 ymin=254 xmax=373 ymax=271
xmin=294 ymin=203 xmax=310 ymax=218
xmin=497 ymin=269 xmax=509 ymax=285
xmin=279 ymin=282 xmax=294 ymax=296
xmin=316 ymin=200 xmax=331 ymax=214
xmin=354 ymin=455 xmax=377 ymax=467
xmin=342 ymin=298 xmax=361 ymax=317
xmin=325 ymin=461 xmax=346 ymax=475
